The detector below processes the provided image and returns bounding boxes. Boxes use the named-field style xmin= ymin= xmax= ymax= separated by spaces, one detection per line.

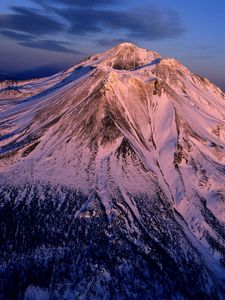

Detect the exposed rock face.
xmin=0 ymin=43 xmax=225 ymax=299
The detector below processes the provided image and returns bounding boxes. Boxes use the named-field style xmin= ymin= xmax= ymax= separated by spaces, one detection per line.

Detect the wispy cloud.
xmin=0 ymin=29 xmax=81 ymax=54
xmin=55 ymin=6 xmax=185 ymax=40
xmin=0 ymin=6 xmax=63 ymax=34
xmin=33 ymin=0 xmax=120 ymax=7
xmin=19 ymin=39 xmax=82 ymax=54
xmin=0 ymin=1 xmax=185 ymax=53
xmin=1 ymin=30 xmax=34 ymax=41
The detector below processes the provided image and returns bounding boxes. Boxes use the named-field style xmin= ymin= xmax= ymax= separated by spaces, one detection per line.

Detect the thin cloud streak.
xmin=55 ymin=6 xmax=185 ymax=40
xmin=0 ymin=2 xmax=185 ymax=54
xmin=19 ymin=40 xmax=83 ymax=54
xmin=0 ymin=6 xmax=63 ymax=34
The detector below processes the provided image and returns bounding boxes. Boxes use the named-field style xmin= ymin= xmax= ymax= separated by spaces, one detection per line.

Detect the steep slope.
xmin=0 ymin=43 xmax=225 ymax=300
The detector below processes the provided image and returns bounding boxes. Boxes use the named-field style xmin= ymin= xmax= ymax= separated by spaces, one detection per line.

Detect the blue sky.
xmin=0 ymin=0 xmax=225 ymax=90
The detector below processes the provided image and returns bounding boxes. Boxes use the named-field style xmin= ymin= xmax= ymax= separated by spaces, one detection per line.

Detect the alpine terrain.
xmin=0 ymin=43 xmax=225 ymax=300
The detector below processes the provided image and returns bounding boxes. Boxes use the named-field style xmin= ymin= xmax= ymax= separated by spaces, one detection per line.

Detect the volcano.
xmin=0 ymin=43 xmax=225 ymax=299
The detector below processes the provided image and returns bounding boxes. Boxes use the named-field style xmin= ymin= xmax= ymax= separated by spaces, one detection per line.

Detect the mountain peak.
xmin=116 ymin=42 xmax=137 ymax=48
xmin=90 ymin=43 xmax=161 ymax=71
xmin=1 ymin=40 xmax=225 ymax=299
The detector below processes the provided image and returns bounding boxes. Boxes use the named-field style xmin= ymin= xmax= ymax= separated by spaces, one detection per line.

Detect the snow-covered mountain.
xmin=0 ymin=42 xmax=225 ymax=299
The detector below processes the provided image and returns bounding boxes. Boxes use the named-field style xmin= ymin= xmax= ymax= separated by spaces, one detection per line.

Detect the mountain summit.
xmin=0 ymin=43 xmax=225 ymax=299
xmin=90 ymin=42 xmax=161 ymax=70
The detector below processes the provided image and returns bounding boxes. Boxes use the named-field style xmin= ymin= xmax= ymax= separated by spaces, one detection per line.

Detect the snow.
xmin=0 ymin=42 xmax=225 ymax=290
